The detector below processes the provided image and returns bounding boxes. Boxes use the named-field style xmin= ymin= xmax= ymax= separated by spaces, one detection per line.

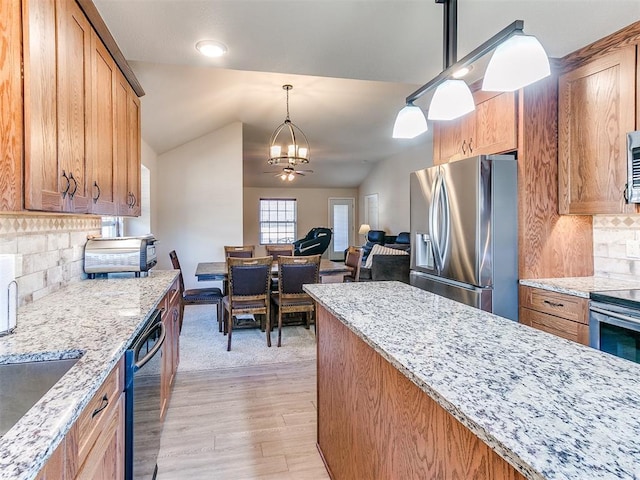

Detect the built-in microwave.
xmin=590 ymin=292 xmax=640 ymax=365
xmin=626 ymin=131 xmax=640 ymax=203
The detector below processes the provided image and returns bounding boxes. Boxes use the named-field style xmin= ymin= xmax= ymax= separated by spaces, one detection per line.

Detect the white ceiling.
xmin=94 ymin=0 xmax=640 ymax=188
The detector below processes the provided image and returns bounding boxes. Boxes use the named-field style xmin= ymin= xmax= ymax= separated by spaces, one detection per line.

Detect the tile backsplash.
xmin=593 ymin=215 xmax=640 ymax=281
xmin=0 ymin=214 xmax=100 ymax=305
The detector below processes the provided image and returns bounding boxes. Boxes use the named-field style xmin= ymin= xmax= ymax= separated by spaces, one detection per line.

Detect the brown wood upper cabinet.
xmin=433 ymin=90 xmax=517 ymax=165
xmin=20 ymin=0 xmax=141 ymax=216
xmin=558 ymin=45 xmax=637 ymax=214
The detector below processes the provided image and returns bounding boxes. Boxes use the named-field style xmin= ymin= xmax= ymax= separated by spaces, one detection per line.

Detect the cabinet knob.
xmin=468 ymin=137 xmax=473 ymax=153
xmin=461 ymin=140 xmax=467 ymax=155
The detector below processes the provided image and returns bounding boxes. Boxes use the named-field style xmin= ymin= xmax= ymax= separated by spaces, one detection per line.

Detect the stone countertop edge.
xmin=519 ymin=276 xmax=640 ymax=298
xmin=0 ymin=270 xmax=179 ymax=480
xmin=304 ymin=281 xmax=640 ymax=480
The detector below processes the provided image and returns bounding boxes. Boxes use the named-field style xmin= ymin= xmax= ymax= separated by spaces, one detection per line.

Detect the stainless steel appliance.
xmin=125 ymin=309 xmax=165 ymax=480
xmin=84 ymin=235 xmax=157 ymax=278
xmin=410 ymin=155 xmax=518 ymax=320
xmin=626 ymin=131 xmax=640 ymax=203
xmin=590 ymin=290 xmax=640 ymax=364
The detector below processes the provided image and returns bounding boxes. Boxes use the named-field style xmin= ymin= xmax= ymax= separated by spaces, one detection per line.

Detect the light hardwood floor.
xmin=157 ymin=360 xmax=330 ymax=479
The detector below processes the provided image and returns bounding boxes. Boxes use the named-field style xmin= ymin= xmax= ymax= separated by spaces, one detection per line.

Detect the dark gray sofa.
xmin=358 ymin=232 xmax=410 ymax=283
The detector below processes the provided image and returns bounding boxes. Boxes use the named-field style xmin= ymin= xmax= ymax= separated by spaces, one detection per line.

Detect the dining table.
xmin=195 ymin=258 xmax=352 ymax=284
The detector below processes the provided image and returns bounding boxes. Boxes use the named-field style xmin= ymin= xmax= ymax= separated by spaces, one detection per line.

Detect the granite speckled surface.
xmin=519 ymin=276 xmax=640 ymax=298
xmin=0 ymin=270 xmax=178 ymax=480
xmin=305 ymin=281 xmax=640 ymax=480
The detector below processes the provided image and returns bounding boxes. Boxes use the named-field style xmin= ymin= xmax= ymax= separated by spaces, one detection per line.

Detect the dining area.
xmin=170 ymin=245 xmax=352 ymax=352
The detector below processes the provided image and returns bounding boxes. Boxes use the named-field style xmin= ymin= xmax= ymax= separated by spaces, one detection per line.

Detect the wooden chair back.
xmin=344 ymin=246 xmax=362 ymax=282
xmin=169 ymin=249 xmax=186 ymax=294
xmin=265 ymin=244 xmax=294 ymax=261
xmin=226 ymin=256 xmax=272 ymax=301
xmin=224 ymin=245 xmax=255 ymax=258
xmin=277 ymin=255 xmax=321 ymax=299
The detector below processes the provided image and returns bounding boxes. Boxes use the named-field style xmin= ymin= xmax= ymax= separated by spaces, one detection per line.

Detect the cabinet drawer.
xmin=519 ymin=285 xmax=588 ymax=324
xmin=520 ymin=307 xmax=589 ymax=345
xmin=167 ymin=278 xmax=180 ymax=309
xmin=74 ymin=357 xmax=124 ymax=467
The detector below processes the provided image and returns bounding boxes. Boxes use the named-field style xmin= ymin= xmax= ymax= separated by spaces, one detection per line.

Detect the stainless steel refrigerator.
xmin=410 ymin=155 xmax=518 ymax=321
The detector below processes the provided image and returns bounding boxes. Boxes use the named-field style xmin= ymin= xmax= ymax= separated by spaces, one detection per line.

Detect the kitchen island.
xmin=0 ymin=270 xmax=179 ymax=480
xmin=305 ymin=281 xmax=640 ymax=480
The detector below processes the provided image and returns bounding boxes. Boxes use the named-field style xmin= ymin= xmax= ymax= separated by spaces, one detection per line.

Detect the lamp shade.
xmin=482 ymin=34 xmax=550 ymax=92
xmin=358 ymin=224 xmax=371 ymax=235
xmin=392 ymin=104 xmax=428 ymax=139
xmin=427 ymin=80 xmax=475 ymax=121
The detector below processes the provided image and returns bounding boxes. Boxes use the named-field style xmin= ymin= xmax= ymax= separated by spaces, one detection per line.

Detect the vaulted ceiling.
xmin=94 ymin=0 xmax=640 ymax=188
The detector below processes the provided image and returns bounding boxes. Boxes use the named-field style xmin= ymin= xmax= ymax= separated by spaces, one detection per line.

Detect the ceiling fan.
xmin=264 ymin=166 xmax=314 ymax=181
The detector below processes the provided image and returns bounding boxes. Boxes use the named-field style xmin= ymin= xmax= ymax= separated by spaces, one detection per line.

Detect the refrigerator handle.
xmin=440 ymin=174 xmax=451 ymax=267
xmin=430 ymin=171 xmax=443 ymax=271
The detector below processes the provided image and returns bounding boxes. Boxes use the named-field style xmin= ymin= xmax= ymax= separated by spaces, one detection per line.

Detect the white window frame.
xmin=259 ymin=198 xmax=297 ymax=244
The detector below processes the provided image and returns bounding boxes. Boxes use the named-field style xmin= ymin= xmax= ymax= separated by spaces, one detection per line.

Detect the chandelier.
xmin=268 ymin=85 xmax=310 ymax=166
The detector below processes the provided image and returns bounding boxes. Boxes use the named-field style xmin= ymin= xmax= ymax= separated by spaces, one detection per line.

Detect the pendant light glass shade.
xmin=482 ymin=35 xmax=550 ymax=92
xmin=427 ymin=79 xmax=475 ymax=121
xmin=392 ymin=104 xmax=428 ymax=139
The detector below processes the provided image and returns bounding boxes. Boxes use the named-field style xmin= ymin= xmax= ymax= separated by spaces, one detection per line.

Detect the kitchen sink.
xmin=0 ymin=357 xmax=80 ymax=437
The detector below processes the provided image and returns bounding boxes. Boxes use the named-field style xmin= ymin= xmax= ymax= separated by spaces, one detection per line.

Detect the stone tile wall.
xmin=0 ymin=214 xmax=101 ymax=305
xmin=593 ymin=215 xmax=640 ymax=281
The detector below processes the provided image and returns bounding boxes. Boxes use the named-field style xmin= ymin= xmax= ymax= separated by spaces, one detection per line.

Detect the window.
xmin=259 ymin=198 xmax=297 ymax=244
xmin=101 ymin=216 xmax=123 ymax=237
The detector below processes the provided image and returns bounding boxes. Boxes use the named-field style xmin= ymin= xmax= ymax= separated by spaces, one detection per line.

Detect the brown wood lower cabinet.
xmin=519 ymin=285 xmax=589 ymax=345
xmin=161 ymin=278 xmax=181 ymax=421
xmin=316 ymin=305 xmax=525 ymax=480
xmin=36 ymin=358 xmax=125 ymax=480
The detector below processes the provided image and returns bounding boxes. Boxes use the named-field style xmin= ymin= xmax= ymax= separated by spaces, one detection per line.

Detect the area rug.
xmin=177 ymin=305 xmax=317 ymax=372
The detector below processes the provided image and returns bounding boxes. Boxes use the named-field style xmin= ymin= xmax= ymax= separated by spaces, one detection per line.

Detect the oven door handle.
xmin=590 ymin=306 xmax=640 ymax=326
xmin=134 ymin=321 xmax=166 ymax=370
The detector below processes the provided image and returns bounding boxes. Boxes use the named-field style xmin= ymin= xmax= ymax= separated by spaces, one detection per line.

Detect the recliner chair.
xmin=293 ymin=227 xmax=332 ymax=256
xmin=361 ymin=230 xmax=385 ymax=263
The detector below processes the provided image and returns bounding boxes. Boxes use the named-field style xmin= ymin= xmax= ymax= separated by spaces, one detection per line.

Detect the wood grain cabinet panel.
xmin=558 ymin=45 xmax=637 ymax=214
xmin=519 ymin=285 xmax=589 ymax=345
xmin=87 ymin=30 xmax=116 ymax=215
xmin=433 ymin=90 xmax=517 ymax=164
xmin=16 ymin=0 xmax=142 ymax=216
xmin=55 ymin=0 xmax=91 ymax=214
xmin=0 ymin=0 xmax=24 ymax=211
xmin=316 ymin=305 xmax=526 ymax=480
xmin=160 ymin=278 xmax=181 ymax=421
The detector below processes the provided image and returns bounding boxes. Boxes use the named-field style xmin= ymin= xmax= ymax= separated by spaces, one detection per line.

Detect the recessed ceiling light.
xmin=195 ymin=40 xmax=227 ymax=58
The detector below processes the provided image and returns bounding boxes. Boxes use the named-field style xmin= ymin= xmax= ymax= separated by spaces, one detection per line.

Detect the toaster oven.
xmin=84 ymin=235 xmax=157 ymax=278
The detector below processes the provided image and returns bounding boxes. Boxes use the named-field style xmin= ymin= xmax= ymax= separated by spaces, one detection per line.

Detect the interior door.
xmin=328 ymin=198 xmax=354 ymax=261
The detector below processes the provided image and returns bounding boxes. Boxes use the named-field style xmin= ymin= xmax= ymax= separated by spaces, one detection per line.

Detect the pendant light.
xmin=482 ymin=34 xmax=551 ymax=91
xmin=392 ymin=0 xmax=551 ymax=136
xmin=268 ymin=85 xmax=310 ymax=166
xmin=392 ymin=103 xmax=428 ymax=139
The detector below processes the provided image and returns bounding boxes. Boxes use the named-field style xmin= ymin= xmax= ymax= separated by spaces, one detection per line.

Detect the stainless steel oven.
xmin=590 ymin=290 xmax=640 ymax=364
xmin=125 ymin=309 xmax=165 ymax=480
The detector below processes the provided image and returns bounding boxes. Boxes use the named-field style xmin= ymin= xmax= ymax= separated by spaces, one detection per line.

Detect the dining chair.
xmin=271 ymin=255 xmax=320 ymax=347
xmin=265 ymin=244 xmax=294 ymax=261
xmin=169 ymin=250 xmax=224 ymax=333
xmin=224 ymin=245 xmax=255 ymax=258
xmin=222 ymin=256 xmax=273 ymax=351
xmin=344 ymin=246 xmax=362 ymax=282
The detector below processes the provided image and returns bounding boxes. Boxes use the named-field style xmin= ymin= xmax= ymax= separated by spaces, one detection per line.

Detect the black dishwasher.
xmin=125 ymin=309 xmax=165 ymax=480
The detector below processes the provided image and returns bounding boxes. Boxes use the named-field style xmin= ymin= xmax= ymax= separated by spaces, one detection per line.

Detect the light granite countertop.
xmin=519 ymin=276 xmax=640 ymax=298
xmin=0 ymin=270 xmax=179 ymax=480
xmin=305 ymin=281 xmax=640 ymax=480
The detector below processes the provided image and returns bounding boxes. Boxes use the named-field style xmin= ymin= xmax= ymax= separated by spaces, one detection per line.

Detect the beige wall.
xmin=358 ymin=139 xmax=432 ymax=236
xmin=156 ymin=122 xmax=244 ymax=290
xmin=243 ymin=187 xmax=358 ymax=257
